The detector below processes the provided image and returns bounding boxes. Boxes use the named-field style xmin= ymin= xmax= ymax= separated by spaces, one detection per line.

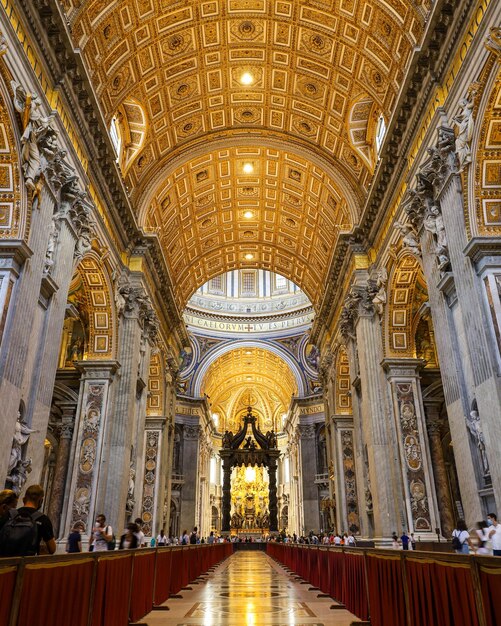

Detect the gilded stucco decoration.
xmin=61 ymin=0 xmax=427 ymax=308
xmin=72 ymin=257 xmax=115 ymax=359
xmin=0 ymin=90 xmax=23 ymax=239
xmin=147 ymin=351 xmax=164 ymax=416
xmin=385 ymin=255 xmax=428 ymax=357
xmin=474 ymin=66 xmax=501 ymax=234
xmin=334 ymin=346 xmax=352 ymax=415
xmin=202 ymin=347 xmax=297 ymax=432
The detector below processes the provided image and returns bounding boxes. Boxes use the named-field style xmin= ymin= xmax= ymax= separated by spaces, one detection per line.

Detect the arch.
xmin=69 ymin=255 xmax=116 ymax=359
xmin=191 ymin=339 xmax=307 ymax=398
xmin=471 ymin=63 xmax=501 ymax=236
xmin=384 ymin=254 xmax=429 ymax=358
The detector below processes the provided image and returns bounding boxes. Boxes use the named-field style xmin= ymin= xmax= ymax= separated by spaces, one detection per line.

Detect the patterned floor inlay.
xmin=143 ymin=551 xmax=361 ymax=625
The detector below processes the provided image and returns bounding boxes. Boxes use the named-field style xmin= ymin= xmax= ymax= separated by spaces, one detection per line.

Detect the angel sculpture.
xmin=8 ymin=413 xmax=37 ymax=476
xmin=452 ymin=96 xmax=475 ymax=171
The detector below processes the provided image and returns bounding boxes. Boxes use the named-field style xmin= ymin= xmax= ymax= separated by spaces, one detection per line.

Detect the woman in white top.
xmin=452 ymin=519 xmax=473 ymax=554
xmin=156 ymin=528 xmax=168 ymax=546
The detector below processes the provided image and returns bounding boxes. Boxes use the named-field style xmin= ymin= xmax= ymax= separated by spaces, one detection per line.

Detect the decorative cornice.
xmin=19 ymin=0 xmax=184 ymax=337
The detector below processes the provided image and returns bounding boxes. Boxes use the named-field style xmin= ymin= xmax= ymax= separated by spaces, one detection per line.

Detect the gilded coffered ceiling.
xmin=64 ymin=0 xmax=429 ymax=307
xmin=202 ymin=347 xmax=297 ymax=432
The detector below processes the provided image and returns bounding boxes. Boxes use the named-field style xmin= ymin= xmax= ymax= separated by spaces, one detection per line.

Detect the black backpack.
xmin=451 ymin=531 xmax=464 ymax=550
xmin=0 ymin=508 xmax=43 ymax=557
xmin=189 ymin=532 xmax=197 ymax=544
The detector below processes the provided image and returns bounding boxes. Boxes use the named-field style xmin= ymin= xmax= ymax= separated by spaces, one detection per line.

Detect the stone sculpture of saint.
xmin=372 ymin=267 xmax=388 ymax=316
xmin=8 ymin=413 xmax=36 ymax=476
xmin=423 ymin=205 xmax=449 ymax=267
xmin=394 ymin=222 xmax=421 ymax=258
xmin=452 ymin=96 xmax=474 ymax=170
xmin=466 ymin=410 xmax=490 ymax=476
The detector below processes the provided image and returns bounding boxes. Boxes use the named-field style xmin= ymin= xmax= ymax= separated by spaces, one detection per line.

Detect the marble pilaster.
xmin=179 ymin=423 xmax=200 ymax=534
xmin=352 ymin=294 xmax=404 ymax=539
xmin=139 ymin=416 xmax=165 ymax=537
xmin=298 ymin=423 xmax=320 ymax=534
xmin=96 ymin=280 xmax=155 ymax=530
xmin=383 ymin=359 xmax=440 ymax=538
xmin=62 ymin=360 xmax=118 ymax=539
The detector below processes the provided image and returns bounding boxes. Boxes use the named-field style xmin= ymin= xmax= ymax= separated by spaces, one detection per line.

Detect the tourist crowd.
xmin=0 ymin=485 xmax=500 ymax=557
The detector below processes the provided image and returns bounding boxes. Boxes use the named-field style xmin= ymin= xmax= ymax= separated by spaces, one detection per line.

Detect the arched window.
xmin=109 ymin=116 xmax=122 ymax=161
xmin=375 ymin=114 xmax=387 ymax=153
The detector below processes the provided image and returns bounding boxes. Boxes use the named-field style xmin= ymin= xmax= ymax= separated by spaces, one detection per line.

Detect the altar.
xmin=219 ymin=407 xmax=280 ymax=532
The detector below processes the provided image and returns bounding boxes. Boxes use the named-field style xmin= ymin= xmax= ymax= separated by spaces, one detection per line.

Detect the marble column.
xmin=383 ymin=359 xmax=440 ymax=538
xmin=47 ymin=402 xmax=76 ymax=537
xmin=221 ymin=456 xmax=232 ymax=532
xmin=268 ymin=457 xmax=279 ymax=532
xmin=424 ymin=401 xmax=455 ymax=536
xmin=62 ymin=360 xmax=118 ymax=539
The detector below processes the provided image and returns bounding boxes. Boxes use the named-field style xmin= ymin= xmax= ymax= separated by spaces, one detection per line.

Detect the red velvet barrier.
xmin=91 ymin=553 xmax=133 ymax=626
xmin=0 ymin=565 xmax=17 ymax=625
xmin=328 ymin=549 xmax=344 ymax=601
xmin=129 ymin=551 xmax=156 ymax=622
xmin=318 ymin=548 xmax=330 ymax=594
xmin=480 ymin=563 xmax=501 ymax=626
xmin=169 ymin=547 xmax=184 ymax=594
xmin=406 ymin=558 xmax=479 ymax=626
xmin=366 ymin=553 xmax=405 ymax=626
xmin=17 ymin=558 xmax=94 ymax=626
xmin=154 ymin=549 xmax=173 ymax=606
xmin=342 ymin=551 xmax=369 ymax=620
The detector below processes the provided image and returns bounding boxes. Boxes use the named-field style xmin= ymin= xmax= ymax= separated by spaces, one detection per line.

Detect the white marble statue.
xmin=372 ymin=268 xmax=388 ymax=316
xmin=452 ymin=96 xmax=474 ymax=171
xmin=8 ymin=413 xmax=36 ymax=475
xmin=466 ymin=410 xmax=490 ymax=476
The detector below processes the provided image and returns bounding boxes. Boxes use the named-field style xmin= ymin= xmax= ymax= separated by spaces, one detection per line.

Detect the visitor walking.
xmin=66 ymin=522 xmax=83 ymax=553
xmin=0 ymin=490 xmax=18 ymax=530
xmin=487 ymin=513 xmax=501 ymax=556
xmin=156 ymin=528 xmax=168 ymax=546
xmin=119 ymin=523 xmax=139 ymax=549
xmin=452 ymin=519 xmax=472 ymax=554
xmin=90 ymin=513 xmax=113 ymax=551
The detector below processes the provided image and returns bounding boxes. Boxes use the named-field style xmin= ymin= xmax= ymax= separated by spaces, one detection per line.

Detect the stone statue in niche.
xmin=6 ymin=413 xmax=37 ymax=494
xmin=466 ymin=410 xmax=490 ymax=477
xmin=126 ymin=462 xmax=136 ymax=516
xmin=43 ymin=217 xmax=60 ymax=276
xmin=423 ymin=205 xmax=449 ymax=269
xmin=452 ymin=92 xmax=475 ymax=171
xmin=68 ymin=336 xmax=84 ymax=362
xmin=371 ymin=267 xmax=388 ymax=316
xmin=222 ymin=430 xmax=233 ymax=448
xmin=393 ymin=222 xmax=421 ymax=258
xmin=11 ymin=81 xmax=56 ymax=194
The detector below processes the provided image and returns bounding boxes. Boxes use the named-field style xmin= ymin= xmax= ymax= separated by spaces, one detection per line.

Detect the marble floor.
xmin=142 ymin=551 xmax=360 ymax=626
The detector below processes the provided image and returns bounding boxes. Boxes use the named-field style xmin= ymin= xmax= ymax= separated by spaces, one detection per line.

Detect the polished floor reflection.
xmin=144 ymin=551 xmax=359 ymax=626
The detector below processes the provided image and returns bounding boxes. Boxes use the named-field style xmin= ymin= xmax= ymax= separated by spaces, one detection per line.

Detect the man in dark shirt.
xmin=16 ymin=484 xmax=56 ymax=555
xmin=401 ymin=531 xmax=410 ymax=550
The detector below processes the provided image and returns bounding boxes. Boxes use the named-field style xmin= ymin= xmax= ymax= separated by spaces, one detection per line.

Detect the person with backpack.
xmin=0 ymin=484 xmax=55 ymax=556
xmin=190 ymin=526 xmax=198 ymax=544
xmin=89 ymin=513 xmax=114 ymax=551
xmin=0 ymin=489 xmax=18 ymax=530
xmin=452 ymin=519 xmax=472 ymax=554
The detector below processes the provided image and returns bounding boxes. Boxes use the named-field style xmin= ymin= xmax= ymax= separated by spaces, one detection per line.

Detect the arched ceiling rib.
xmin=201 ymin=347 xmax=297 ymax=432
xmin=143 ymin=145 xmax=354 ymax=309
xmin=65 ymin=0 xmax=428 ymax=308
